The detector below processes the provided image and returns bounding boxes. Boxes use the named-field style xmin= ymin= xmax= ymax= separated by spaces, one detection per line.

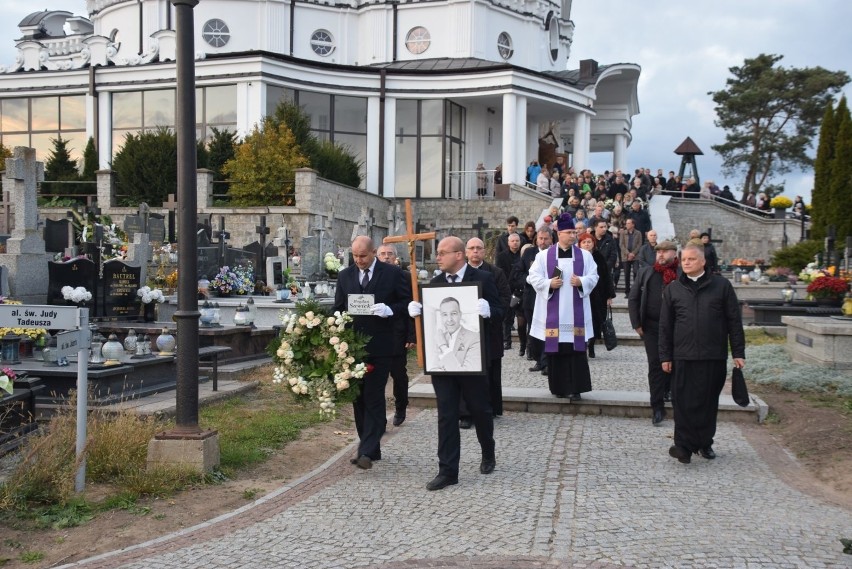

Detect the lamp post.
xmin=148 ymin=1 xmax=218 ymax=473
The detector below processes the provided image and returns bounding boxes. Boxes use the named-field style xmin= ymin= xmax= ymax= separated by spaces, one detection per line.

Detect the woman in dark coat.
xmin=578 ymin=231 xmax=615 ymax=358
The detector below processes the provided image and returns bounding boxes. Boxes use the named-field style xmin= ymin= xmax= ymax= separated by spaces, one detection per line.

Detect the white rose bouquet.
xmin=268 ymin=299 xmax=370 ymax=418
xmin=61 ymin=286 xmax=92 ymax=303
xmin=137 ymin=286 xmax=166 ymax=304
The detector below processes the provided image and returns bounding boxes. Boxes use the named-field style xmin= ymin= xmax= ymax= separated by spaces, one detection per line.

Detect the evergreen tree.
xmin=810 ymin=101 xmax=836 ymax=240
xmin=206 ymin=127 xmax=237 ymax=199
xmin=0 ymin=142 xmax=11 ymax=159
xmin=44 ymin=136 xmax=80 ymax=195
xmin=827 ymin=103 xmax=852 ymax=242
xmin=710 ymin=54 xmax=849 ymax=196
xmin=222 ymin=118 xmax=309 ymax=206
xmin=270 ymin=101 xmax=362 ymax=188
xmin=80 ymin=136 xmax=98 ymax=180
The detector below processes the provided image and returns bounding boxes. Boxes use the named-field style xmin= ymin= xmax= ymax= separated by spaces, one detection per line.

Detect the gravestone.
xmin=225 ymin=247 xmax=257 ymax=275
xmin=148 ymin=214 xmax=166 ymax=243
xmin=300 ymin=235 xmax=319 ymax=279
xmin=47 ymin=258 xmax=98 ymax=309
xmin=0 ymin=265 xmax=8 ymax=296
xmin=101 ymin=260 xmax=142 ymax=319
xmin=123 ymin=214 xmax=143 ymax=238
xmin=243 ymin=242 xmax=263 ymax=273
xmin=197 ymin=245 xmax=219 ymax=280
xmin=273 ymin=226 xmax=291 ymax=258
xmin=125 ymin=233 xmax=151 ymax=286
xmin=266 ymin=256 xmax=286 ymax=287
xmin=0 ymin=147 xmax=49 ymax=304
xmin=44 ymin=218 xmax=72 ymax=253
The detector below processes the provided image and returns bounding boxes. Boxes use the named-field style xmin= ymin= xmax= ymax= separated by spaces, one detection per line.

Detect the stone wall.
xmin=36 ymin=170 xmax=553 ymax=255
xmin=666 ymin=198 xmax=805 ymax=263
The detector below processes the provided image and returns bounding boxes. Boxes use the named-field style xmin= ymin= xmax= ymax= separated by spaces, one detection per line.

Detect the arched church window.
xmin=310 ymin=30 xmax=335 ymax=56
xmin=202 ymin=19 xmax=230 ymax=48
xmin=405 ymin=27 xmax=431 ymax=55
xmin=547 ymin=16 xmax=559 ymax=61
xmin=497 ymin=32 xmax=513 ymax=60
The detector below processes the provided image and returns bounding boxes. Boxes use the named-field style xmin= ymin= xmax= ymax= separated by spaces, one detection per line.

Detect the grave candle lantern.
xmin=0 ymin=333 xmax=21 ymax=365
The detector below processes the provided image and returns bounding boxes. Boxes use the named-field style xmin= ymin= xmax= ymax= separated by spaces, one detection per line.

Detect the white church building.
xmin=0 ymin=0 xmax=640 ymax=198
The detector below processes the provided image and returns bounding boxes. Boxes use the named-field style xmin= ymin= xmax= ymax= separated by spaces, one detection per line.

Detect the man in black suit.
xmin=333 ymin=236 xmax=412 ymax=470
xmin=408 ymin=236 xmax=503 ymax=491
xmin=377 ymin=243 xmax=415 ymax=426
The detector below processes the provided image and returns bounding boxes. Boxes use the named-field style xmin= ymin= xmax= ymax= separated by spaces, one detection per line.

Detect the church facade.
xmin=0 ymin=0 xmax=640 ymax=198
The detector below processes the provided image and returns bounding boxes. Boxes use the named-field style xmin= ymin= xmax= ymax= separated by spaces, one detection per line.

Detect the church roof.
xmin=369 ymin=58 xmax=511 ymax=72
xmin=545 ymin=63 xmax=627 ymax=88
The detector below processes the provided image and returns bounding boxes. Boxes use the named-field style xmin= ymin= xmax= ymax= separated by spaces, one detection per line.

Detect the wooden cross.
xmin=472 ymin=216 xmax=490 ymax=239
xmin=383 ymin=199 xmax=436 ymax=368
xmin=163 ymin=193 xmax=178 ymax=243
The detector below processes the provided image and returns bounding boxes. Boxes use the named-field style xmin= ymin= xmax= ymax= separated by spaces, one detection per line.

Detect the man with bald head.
xmin=409 ymin=236 xmax=503 ymax=491
xmin=333 ymin=236 xmax=412 ymax=470
xmin=636 ymin=229 xmax=658 ymax=270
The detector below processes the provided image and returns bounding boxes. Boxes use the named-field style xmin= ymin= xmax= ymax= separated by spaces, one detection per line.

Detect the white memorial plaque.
xmin=347 ymin=294 xmax=375 ymax=315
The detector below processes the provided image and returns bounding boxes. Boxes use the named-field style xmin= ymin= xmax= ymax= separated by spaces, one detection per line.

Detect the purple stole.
xmin=544 ymin=244 xmax=586 ymax=353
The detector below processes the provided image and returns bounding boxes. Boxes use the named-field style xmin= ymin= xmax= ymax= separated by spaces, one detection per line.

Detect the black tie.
xmin=448 ymin=274 xmax=458 ymax=283
xmin=361 ymin=268 xmax=370 ymax=291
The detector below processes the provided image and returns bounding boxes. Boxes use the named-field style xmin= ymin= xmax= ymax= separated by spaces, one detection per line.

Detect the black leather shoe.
xmin=355 ymin=455 xmax=372 ymax=470
xmin=504 ymin=341 xmax=512 ymax=350
xmin=664 ymin=390 xmax=672 ymax=402
xmin=392 ymin=414 xmax=405 ymax=427
xmin=529 ymin=364 xmax=542 ymax=372
xmin=669 ymin=445 xmax=691 ymax=464
xmin=459 ymin=418 xmax=473 ymax=429
xmin=526 ymin=353 xmax=535 ymax=361
xmin=540 ymin=366 xmax=548 ymax=375
xmin=569 ymin=393 xmax=582 ymax=401
xmin=426 ymin=474 xmax=458 ymax=491
xmin=652 ymin=409 xmax=664 ymax=426
xmin=587 ymin=343 xmax=595 ymax=359
xmin=699 ymin=447 xmax=716 ymax=460
xmin=519 ymin=346 xmax=526 ymax=357
xmin=480 ymin=458 xmax=496 ymax=474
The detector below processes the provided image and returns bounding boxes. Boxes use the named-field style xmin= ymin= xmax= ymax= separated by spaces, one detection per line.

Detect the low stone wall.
xmin=666 ymin=198 xmax=804 ymax=263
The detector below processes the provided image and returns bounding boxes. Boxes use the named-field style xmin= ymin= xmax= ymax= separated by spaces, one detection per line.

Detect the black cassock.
xmin=671 ymin=360 xmax=727 ymax=452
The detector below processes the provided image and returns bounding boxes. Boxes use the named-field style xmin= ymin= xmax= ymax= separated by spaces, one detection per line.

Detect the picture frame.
xmin=419 ymin=281 xmax=486 ymax=375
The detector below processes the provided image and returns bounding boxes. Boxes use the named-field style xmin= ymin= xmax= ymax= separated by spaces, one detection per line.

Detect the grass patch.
xmin=19 ymin=551 xmax=44 ymax=564
xmin=200 ymin=383 xmax=325 ymax=476
xmin=745 ymin=344 xmax=852 ymax=396
xmin=744 ymin=329 xmax=786 ymax=346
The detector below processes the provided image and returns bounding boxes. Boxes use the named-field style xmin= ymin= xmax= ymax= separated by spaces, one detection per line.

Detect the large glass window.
xmin=394 ymin=99 xmax=465 ymax=198
xmin=299 ymin=92 xmax=331 ymax=133
xmin=0 ymin=95 xmax=87 ymax=168
xmin=266 ymin=86 xmax=295 ymax=117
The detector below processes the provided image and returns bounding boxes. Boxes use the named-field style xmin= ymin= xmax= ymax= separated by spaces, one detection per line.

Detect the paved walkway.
xmin=60 ymin=314 xmax=852 ymax=569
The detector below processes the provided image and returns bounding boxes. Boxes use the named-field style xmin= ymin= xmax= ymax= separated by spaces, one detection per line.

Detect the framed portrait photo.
xmin=420 ymin=282 xmax=486 ymax=375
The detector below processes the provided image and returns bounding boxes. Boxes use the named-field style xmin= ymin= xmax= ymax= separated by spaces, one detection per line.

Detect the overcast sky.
xmin=2 ymin=1 xmax=851 ymax=203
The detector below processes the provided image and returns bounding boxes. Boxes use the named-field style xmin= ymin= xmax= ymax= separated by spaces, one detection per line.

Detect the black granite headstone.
xmin=44 ymin=218 xmax=71 ymax=253
xmin=101 ymin=260 xmax=142 ymax=319
xmin=148 ymin=214 xmax=166 ymax=243
xmin=197 ymin=246 xmax=219 ymax=280
xmin=47 ymin=258 xmax=98 ymax=311
xmin=244 ymin=242 xmax=263 ymax=271
xmin=197 ymin=228 xmax=212 ymax=248
xmin=270 ymin=259 xmax=285 ymax=286
xmin=226 ymin=247 xmax=258 ymax=275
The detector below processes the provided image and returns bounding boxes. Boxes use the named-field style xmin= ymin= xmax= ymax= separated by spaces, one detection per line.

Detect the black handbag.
xmin=731 ymin=367 xmax=750 ymax=407
xmin=602 ymin=306 xmax=618 ymax=351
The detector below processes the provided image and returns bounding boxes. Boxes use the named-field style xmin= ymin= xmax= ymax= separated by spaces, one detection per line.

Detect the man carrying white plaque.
xmin=333 ymin=236 xmax=412 ymax=470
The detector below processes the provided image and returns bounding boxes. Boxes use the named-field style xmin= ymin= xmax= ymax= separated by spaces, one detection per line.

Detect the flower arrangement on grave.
xmin=164 ymin=270 xmax=178 ymax=290
xmin=210 ymin=265 xmax=254 ymax=296
xmin=137 ymin=286 xmax=166 ymax=304
xmin=324 ymin=252 xmax=342 ymax=276
xmin=0 ymin=327 xmax=46 ymax=343
xmin=769 ymin=196 xmax=793 ymax=209
xmin=267 ymin=299 xmax=371 ymax=418
xmin=798 ymin=262 xmax=832 ymax=284
xmin=0 ymin=367 xmax=16 ymax=395
xmin=806 ymin=275 xmax=849 ymax=300
xmin=61 ymin=286 xmax=92 ymax=304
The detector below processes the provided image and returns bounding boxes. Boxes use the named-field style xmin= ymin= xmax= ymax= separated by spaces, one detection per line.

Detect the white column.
xmin=97 ymin=91 xmax=111 ymax=169
xmin=236 ymin=81 xmax=264 ymax=138
xmin=515 ymin=95 xmax=527 ymax=187
xmin=366 ymin=96 xmax=381 ymax=195
xmin=501 ymin=93 xmax=517 ymax=185
xmin=572 ymin=113 xmax=591 ymax=170
xmin=383 ymin=97 xmax=397 ymax=198
xmin=613 ymin=133 xmax=627 ymax=172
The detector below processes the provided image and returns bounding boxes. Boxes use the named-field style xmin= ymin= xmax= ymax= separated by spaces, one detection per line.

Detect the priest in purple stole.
xmin=527 ymin=213 xmax=599 ymax=400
